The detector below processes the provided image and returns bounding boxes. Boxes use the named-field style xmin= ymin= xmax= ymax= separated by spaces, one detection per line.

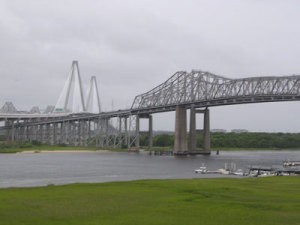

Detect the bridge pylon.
xmin=54 ymin=60 xmax=86 ymax=113
xmin=174 ymin=106 xmax=188 ymax=154
xmin=174 ymin=106 xmax=211 ymax=155
xmin=86 ymin=76 xmax=101 ymax=113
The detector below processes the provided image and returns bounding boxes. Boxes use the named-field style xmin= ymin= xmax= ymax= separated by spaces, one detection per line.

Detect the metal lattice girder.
xmin=131 ymin=71 xmax=300 ymax=110
xmin=94 ymin=117 xmax=120 ymax=148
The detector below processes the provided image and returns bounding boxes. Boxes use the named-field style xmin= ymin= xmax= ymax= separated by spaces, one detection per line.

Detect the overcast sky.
xmin=1 ymin=0 xmax=300 ymax=132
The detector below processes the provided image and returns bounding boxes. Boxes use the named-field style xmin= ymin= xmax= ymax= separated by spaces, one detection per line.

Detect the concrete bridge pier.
xmin=115 ymin=117 xmax=128 ymax=148
xmin=52 ymin=123 xmax=57 ymax=145
xmin=138 ymin=114 xmax=153 ymax=150
xmin=40 ymin=124 xmax=44 ymax=143
xmin=46 ymin=124 xmax=51 ymax=145
xmin=97 ymin=118 xmax=104 ymax=147
xmin=189 ymin=107 xmax=196 ymax=152
xmin=148 ymin=115 xmax=153 ymax=149
xmin=4 ymin=119 xmax=15 ymax=143
xmin=135 ymin=114 xmax=140 ymax=150
xmin=61 ymin=121 xmax=67 ymax=144
xmin=87 ymin=120 xmax=91 ymax=146
xmin=124 ymin=117 xmax=128 ymax=147
xmin=15 ymin=126 xmax=20 ymax=142
xmin=203 ymin=107 xmax=211 ymax=153
xmin=188 ymin=107 xmax=211 ymax=155
xmin=69 ymin=121 xmax=75 ymax=146
xmin=60 ymin=122 xmax=65 ymax=144
xmin=31 ymin=124 xmax=37 ymax=142
xmin=175 ymin=106 xmax=211 ymax=155
xmin=174 ymin=106 xmax=188 ymax=155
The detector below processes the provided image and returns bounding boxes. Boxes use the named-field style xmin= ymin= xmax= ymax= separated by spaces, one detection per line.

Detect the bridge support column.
xmin=191 ymin=107 xmax=211 ymax=154
xmin=99 ymin=118 xmax=105 ymax=148
xmin=42 ymin=124 xmax=46 ymax=144
xmin=60 ymin=122 xmax=64 ymax=144
xmin=32 ymin=125 xmax=37 ymax=141
xmin=104 ymin=118 xmax=109 ymax=147
xmin=15 ymin=126 xmax=20 ymax=142
xmin=203 ymin=107 xmax=211 ymax=153
xmin=62 ymin=122 xmax=66 ymax=144
xmin=87 ymin=120 xmax=91 ymax=146
xmin=117 ymin=117 xmax=122 ymax=148
xmin=77 ymin=121 xmax=81 ymax=146
xmin=189 ymin=107 xmax=196 ymax=152
xmin=52 ymin=123 xmax=57 ymax=145
xmin=46 ymin=124 xmax=51 ymax=144
xmin=5 ymin=120 xmax=15 ymax=143
xmin=11 ymin=121 xmax=15 ymax=143
xmin=25 ymin=124 xmax=29 ymax=142
xmin=95 ymin=118 xmax=100 ymax=148
xmin=69 ymin=122 xmax=75 ymax=146
xmin=188 ymin=107 xmax=211 ymax=154
xmin=174 ymin=106 xmax=188 ymax=155
xmin=66 ymin=121 xmax=71 ymax=145
xmin=139 ymin=114 xmax=153 ymax=150
xmin=135 ymin=115 xmax=140 ymax=150
xmin=148 ymin=115 xmax=153 ymax=150
xmin=124 ymin=117 xmax=128 ymax=147
xmin=29 ymin=125 xmax=33 ymax=142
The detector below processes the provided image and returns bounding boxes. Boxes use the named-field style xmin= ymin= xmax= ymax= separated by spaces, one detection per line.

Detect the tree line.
xmin=1 ymin=132 xmax=300 ymax=149
xmin=140 ymin=132 xmax=300 ymax=149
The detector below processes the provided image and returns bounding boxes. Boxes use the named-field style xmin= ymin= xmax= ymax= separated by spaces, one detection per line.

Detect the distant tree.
xmin=153 ymin=134 xmax=174 ymax=147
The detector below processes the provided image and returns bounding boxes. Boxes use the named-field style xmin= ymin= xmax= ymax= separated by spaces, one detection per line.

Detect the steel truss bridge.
xmin=1 ymin=70 xmax=300 ymax=155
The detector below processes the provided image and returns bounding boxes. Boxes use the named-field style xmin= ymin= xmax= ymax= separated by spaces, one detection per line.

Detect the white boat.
xmin=247 ymin=166 xmax=276 ymax=177
xmin=194 ymin=166 xmax=207 ymax=174
xmin=195 ymin=163 xmax=244 ymax=176
xmin=216 ymin=168 xmax=230 ymax=175
xmin=232 ymin=169 xmax=244 ymax=176
xmin=283 ymin=161 xmax=300 ymax=167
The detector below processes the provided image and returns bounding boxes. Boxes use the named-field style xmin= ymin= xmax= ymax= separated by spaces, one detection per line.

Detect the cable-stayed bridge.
xmin=1 ymin=61 xmax=300 ymax=155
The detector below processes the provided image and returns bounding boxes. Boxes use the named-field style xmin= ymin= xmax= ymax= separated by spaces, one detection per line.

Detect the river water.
xmin=0 ymin=150 xmax=299 ymax=188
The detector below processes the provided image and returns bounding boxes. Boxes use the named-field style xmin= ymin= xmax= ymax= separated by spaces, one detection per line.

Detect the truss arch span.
xmin=131 ymin=71 xmax=300 ymax=112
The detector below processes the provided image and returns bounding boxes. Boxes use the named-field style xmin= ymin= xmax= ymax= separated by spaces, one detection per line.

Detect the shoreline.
xmin=18 ymin=149 xmax=110 ymax=153
xmin=0 ymin=148 xmax=300 ymax=154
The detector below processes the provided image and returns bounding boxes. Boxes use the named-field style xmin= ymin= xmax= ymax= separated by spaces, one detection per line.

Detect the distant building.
xmin=231 ymin=129 xmax=248 ymax=133
xmin=211 ymin=129 xmax=227 ymax=133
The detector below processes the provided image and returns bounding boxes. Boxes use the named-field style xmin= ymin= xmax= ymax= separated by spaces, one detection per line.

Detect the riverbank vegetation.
xmin=0 ymin=177 xmax=299 ymax=225
xmin=140 ymin=132 xmax=300 ymax=150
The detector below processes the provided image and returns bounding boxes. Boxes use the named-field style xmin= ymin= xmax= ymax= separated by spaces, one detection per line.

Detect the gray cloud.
xmin=1 ymin=0 xmax=300 ymax=131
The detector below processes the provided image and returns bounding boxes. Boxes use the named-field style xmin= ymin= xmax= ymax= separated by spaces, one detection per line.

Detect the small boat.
xmin=217 ymin=168 xmax=230 ymax=175
xmin=283 ymin=161 xmax=300 ymax=167
xmin=194 ymin=166 xmax=207 ymax=174
xmin=194 ymin=163 xmax=243 ymax=175
xmin=232 ymin=169 xmax=244 ymax=176
xmin=247 ymin=166 xmax=277 ymax=177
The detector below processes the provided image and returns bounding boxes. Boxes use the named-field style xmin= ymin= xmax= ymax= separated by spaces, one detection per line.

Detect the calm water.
xmin=0 ymin=150 xmax=299 ymax=188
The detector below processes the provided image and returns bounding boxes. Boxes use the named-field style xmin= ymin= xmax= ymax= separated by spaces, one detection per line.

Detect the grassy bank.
xmin=0 ymin=177 xmax=299 ymax=225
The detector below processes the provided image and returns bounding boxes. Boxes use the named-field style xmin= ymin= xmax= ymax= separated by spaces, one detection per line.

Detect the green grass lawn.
xmin=0 ymin=177 xmax=299 ymax=225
